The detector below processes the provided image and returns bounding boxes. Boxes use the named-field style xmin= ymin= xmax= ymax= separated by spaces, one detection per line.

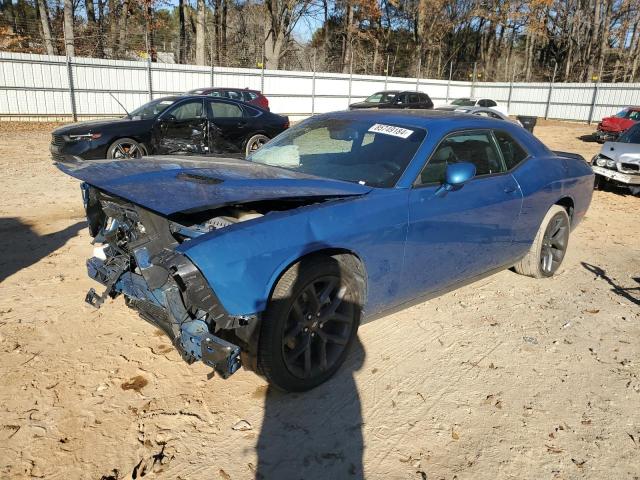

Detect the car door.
xmin=401 ymin=129 xmax=523 ymax=300
xmin=153 ymin=99 xmax=207 ymax=154
xmin=206 ymin=99 xmax=249 ymax=154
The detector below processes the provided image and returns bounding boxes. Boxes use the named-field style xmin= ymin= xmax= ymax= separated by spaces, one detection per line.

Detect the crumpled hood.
xmin=57 ymin=156 xmax=372 ymax=216
xmin=602 ymin=141 xmax=640 ymax=164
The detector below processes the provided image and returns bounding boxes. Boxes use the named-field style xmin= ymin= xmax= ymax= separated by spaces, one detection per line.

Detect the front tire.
xmin=106 ymin=138 xmax=144 ymax=159
xmin=513 ymin=205 xmax=570 ymax=278
xmin=257 ymin=256 xmax=362 ymax=392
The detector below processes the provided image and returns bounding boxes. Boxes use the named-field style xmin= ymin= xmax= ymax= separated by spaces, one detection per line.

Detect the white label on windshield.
xmin=368 ymin=123 xmax=414 ymax=138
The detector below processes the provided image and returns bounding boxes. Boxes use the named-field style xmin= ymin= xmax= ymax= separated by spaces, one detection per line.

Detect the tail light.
xmin=283 ymin=117 xmax=290 ymax=129
xmin=260 ymin=95 xmax=269 ymax=110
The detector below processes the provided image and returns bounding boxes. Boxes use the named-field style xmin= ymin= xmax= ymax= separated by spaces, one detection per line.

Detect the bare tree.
xmin=263 ymin=0 xmax=312 ymax=69
xmin=196 ymin=0 xmax=206 ymax=64
xmin=117 ymin=0 xmax=130 ymax=59
xmin=37 ymin=0 xmax=56 ymax=55
xmin=63 ymin=0 xmax=75 ymax=56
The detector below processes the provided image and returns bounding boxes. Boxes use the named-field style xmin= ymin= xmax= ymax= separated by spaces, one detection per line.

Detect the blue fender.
xmin=177 ymin=188 xmax=409 ymax=316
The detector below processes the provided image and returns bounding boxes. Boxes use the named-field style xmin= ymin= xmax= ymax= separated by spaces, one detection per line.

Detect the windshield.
xmin=365 ymin=92 xmax=398 ymax=104
xmin=617 ymin=124 xmax=640 ymax=144
xmin=129 ymin=99 xmax=177 ymax=120
xmin=451 ymin=98 xmax=476 ymax=106
xmin=614 ymin=109 xmax=630 ymax=118
xmin=247 ymin=117 xmax=426 ymax=188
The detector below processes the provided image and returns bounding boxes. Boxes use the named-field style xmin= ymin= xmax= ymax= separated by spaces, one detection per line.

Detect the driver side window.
xmin=417 ymin=131 xmax=505 ymax=185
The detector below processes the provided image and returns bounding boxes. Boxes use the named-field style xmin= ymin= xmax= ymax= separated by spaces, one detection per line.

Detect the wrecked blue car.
xmin=58 ymin=110 xmax=594 ymax=391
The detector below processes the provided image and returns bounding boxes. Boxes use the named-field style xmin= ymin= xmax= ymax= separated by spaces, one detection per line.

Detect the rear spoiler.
xmin=552 ymin=151 xmax=586 ymax=163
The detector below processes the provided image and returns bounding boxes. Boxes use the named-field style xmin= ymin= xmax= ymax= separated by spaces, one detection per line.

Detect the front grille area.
xmin=51 ymin=134 xmax=65 ymax=146
xmin=51 ymin=151 xmax=66 ymax=162
xmin=620 ymin=162 xmax=639 ymax=173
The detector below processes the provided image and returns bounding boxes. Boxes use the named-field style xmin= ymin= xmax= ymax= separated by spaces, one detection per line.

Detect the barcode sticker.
xmin=368 ymin=123 xmax=414 ymax=139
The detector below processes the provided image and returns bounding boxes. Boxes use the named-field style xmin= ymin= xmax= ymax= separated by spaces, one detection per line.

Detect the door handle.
xmin=504 ymin=185 xmax=517 ymax=193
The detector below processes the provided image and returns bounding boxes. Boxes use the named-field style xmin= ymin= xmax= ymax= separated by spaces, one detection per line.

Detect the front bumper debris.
xmin=85 ymin=252 xmax=243 ymax=379
xmin=592 ymin=166 xmax=640 ymax=185
xmin=593 ymin=130 xmax=619 ymax=142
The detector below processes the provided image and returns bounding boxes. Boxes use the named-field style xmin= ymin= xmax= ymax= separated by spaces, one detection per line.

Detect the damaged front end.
xmin=81 ymin=183 xmax=260 ymax=378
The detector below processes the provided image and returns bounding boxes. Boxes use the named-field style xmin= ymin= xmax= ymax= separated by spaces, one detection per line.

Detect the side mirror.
xmin=163 ymin=114 xmax=177 ymax=123
xmin=436 ymin=162 xmax=476 ymax=197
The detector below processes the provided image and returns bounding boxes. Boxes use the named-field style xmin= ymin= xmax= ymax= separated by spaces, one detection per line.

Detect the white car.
xmin=591 ymin=122 xmax=640 ymax=194
xmin=437 ymin=98 xmax=509 ymax=116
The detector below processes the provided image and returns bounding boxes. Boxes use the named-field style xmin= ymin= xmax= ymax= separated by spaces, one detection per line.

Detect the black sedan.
xmin=50 ymin=96 xmax=289 ymax=162
xmin=348 ymin=90 xmax=433 ymax=110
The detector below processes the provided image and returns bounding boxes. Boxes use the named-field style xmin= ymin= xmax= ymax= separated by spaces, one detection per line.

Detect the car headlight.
xmin=66 ymin=133 xmax=102 ymax=141
xmin=606 ymin=159 xmax=616 ymax=168
xmin=596 ymin=157 xmax=607 ymax=167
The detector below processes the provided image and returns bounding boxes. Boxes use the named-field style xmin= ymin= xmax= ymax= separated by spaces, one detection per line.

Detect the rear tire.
xmin=513 ymin=205 xmax=570 ymax=278
xmin=244 ymin=134 xmax=270 ymax=157
xmin=257 ymin=256 xmax=362 ymax=392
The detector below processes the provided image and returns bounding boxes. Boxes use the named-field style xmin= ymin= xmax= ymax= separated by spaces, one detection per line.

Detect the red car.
xmin=187 ymin=87 xmax=270 ymax=111
xmin=594 ymin=107 xmax=640 ymax=143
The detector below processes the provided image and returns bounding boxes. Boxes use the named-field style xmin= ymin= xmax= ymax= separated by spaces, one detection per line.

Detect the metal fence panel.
xmin=1 ymin=51 xmax=639 ymax=123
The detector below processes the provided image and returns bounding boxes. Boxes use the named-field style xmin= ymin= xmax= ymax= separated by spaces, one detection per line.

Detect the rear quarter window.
xmin=494 ymin=130 xmax=529 ymax=170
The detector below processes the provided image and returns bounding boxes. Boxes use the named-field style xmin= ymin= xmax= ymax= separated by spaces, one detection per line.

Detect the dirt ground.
xmin=0 ymin=119 xmax=638 ymax=480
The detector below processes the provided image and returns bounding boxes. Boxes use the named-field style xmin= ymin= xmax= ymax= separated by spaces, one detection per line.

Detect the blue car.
xmin=58 ymin=110 xmax=594 ymax=392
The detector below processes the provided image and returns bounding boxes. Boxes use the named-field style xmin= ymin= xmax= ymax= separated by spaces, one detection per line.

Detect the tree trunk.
xmin=86 ymin=0 xmax=96 ymax=25
xmin=117 ymin=0 xmax=129 ymax=59
xmin=108 ymin=0 xmax=119 ymax=57
xmin=179 ymin=0 xmax=186 ymax=63
xmin=145 ymin=0 xmax=154 ymax=60
xmin=213 ymin=0 xmax=220 ymax=65
xmin=37 ymin=0 xmax=56 ymax=55
xmin=63 ymin=0 xmax=75 ymax=57
xmin=221 ymin=0 xmax=227 ymax=66
xmin=95 ymin=0 xmax=105 ymax=58
xmin=195 ymin=0 xmax=206 ymax=65
xmin=342 ymin=3 xmax=354 ymax=73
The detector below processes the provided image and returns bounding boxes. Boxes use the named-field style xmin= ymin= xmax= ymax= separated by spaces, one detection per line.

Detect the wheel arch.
xmin=266 ymin=248 xmax=368 ymax=307
xmin=555 ymin=196 xmax=575 ymax=223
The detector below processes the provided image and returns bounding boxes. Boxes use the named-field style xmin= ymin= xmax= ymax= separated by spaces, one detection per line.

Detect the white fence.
xmin=1 ymin=51 xmax=639 ymax=123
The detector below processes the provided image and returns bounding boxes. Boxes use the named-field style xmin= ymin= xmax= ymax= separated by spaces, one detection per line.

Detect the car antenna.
xmin=109 ymin=92 xmax=130 ymax=117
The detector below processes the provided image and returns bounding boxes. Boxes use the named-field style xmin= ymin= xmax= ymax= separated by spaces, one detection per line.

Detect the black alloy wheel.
xmin=539 ymin=211 xmax=569 ymax=276
xmin=281 ymin=276 xmax=355 ymax=380
xmin=107 ymin=138 xmax=144 ymax=159
xmin=258 ymin=256 xmax=362 ymax=392
xmin=245 ymin=134 xmax=270 ymax=156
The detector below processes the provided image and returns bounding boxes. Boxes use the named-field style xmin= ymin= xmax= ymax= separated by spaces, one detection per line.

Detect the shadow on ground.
xmin=0 ymin=217 xmax=84 ymax=282
xmin=255 ymin=253 xmax=366 ymax=479
xmin=577 ymin=134 xmax=599 ymax=143
xmin=255 ymin=338 xmax=365 ymax=479
xmin=582 ymin=262 xmax=640 ymax=306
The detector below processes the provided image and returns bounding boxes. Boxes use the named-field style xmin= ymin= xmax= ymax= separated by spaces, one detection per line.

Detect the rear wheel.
xmin=513 ymin=205 xmax=570 ymax=278
xmin=257 ymin=256 xmax=362 ymax=392
xmin=244 ymin=134 xmax=270 ymax=157
xmin=107 ymin=138 xmax=144 ymax=159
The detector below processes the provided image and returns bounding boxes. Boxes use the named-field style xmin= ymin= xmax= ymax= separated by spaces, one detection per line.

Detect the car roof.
xmin=314 ymin=109 xmax=513 ymax=130
xmin=158 ymin=94 xmax=248 ymax=106
xmin=187 ymin=87 xmax=261 ymax=93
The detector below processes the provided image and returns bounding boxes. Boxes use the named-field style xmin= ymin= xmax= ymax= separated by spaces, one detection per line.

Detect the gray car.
xmin=591 ymin=122 xmax=640 ymax=194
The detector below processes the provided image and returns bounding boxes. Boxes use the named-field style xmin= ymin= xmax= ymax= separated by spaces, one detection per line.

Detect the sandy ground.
xmin=0 ymin=120 xmax=638 ymax=480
